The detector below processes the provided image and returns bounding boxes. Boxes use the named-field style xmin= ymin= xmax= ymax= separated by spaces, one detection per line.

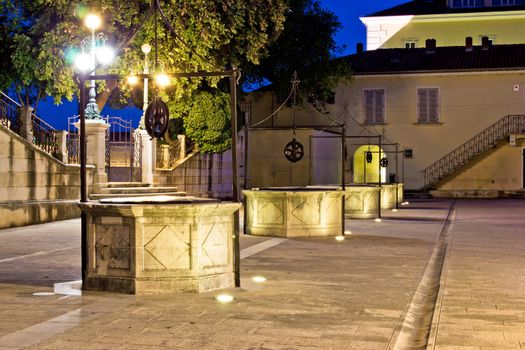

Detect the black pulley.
xmin=380 ymin=157 xmax=388 ymax=168
xmin=145 ymin=97 xmax=170 ymax=139
xmin=284 ymin=138 xmax=304 ymax=163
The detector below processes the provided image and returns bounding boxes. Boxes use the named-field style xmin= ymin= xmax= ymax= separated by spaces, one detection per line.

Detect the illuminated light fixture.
xmin=402 ymin=201 xmax=410 ymax=206
xmin=375 ymin=218 xmax=382 ymax=223
xmin=141 ymin=43 xmax=152 ymax=54
xmin=252 ymin=276 xmax=266 ymax=283
xmin=392 ymin=208 xmax=398 ymax=212
xmin=216 ymin=294 xmax=234 ymax=303
xmin=33 ymin=292 xmax=55 ymax=296
xmin=335 ymin=235 xmax=345 ymax=241
xmin=96 ymin=46 xmax=115 ymax=65
xmin=85 ymin=14 xmax=102 ymax=30
xmin=344 ymin=230 xmax=352 ymax=235
xmin=74 ymin=53 xmax=91 ymax=72
xmin=155 ymin=73 xmax=170 ymax=87
xmin=127 ymin=75 xmax=139 ymax=85
xmin=366 ymin=149 xmax=373 ymax=164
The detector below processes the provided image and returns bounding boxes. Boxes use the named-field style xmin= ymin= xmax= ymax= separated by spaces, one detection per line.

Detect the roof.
xmin=365 ymin=0 xmax=525 ymax=17
xmin=343 ymin=44 xmax=525 ymax=75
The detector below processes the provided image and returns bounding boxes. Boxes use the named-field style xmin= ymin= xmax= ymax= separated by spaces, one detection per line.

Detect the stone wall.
xmin=155 ymin=150 xmax=235 ymax=199
xmin=0 ymin=124 xmax=94 ymax=228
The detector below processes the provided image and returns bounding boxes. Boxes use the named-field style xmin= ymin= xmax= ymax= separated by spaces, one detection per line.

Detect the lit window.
xmin=363 ymin=89 xmax=385 ymax=124
xmin=404 ymin=40 xmax=417 ymax=49
xmin=493 ymin=0 xmax=524 ymax=5
xmin=417 ymin=88 xmax=439 ymax=123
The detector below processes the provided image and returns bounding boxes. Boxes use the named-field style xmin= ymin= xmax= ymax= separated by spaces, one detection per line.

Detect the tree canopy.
xmin=243 ymin=0 xmax=351 ymax=102
xmin=0 ymin=0 xmax=287 ymax=108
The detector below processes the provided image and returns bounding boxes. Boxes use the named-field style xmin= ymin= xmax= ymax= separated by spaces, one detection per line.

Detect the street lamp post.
xmin=75 ymin=14 xmax=114 ymax=120
xmin=139 ymin=43 xmax=151 ymax=129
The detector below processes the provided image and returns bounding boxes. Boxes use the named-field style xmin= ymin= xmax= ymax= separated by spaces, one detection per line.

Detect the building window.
xmin=417 ymin=88 xmax=439 ymax=123
xmin=404 ymin=40 xmax=417 ymax=49
xmin=363 ymin=89 xmax=385 ymax=124
xmin=451 ymin=0 xmax=484 ymax=7
xmin=478 ymin=35 xmax=496 ymax=44
xmin=493 ymin=0 xmax=524 ymax=5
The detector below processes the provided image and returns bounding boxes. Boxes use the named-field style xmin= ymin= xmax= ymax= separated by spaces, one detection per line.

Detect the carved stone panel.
xmin=257 ymin=199 xmax=284 ymax=225
xmin=143 ymin=224 xmax=191 ymax=271
xmin=201 ymin=218 xmax=229 ymax=269
xmin=290 ymin=195 xmax=321 ymax=226
xmin=95 ymin=224 xmax=131 ymax=271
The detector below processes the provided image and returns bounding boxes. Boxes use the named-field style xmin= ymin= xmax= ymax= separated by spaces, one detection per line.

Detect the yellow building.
xmin=361 ymin=0 xmax=525 ymax=50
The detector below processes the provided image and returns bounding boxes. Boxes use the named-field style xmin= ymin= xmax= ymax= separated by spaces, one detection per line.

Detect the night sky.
xmin=39 ymin=0 xmax=408 ymax=129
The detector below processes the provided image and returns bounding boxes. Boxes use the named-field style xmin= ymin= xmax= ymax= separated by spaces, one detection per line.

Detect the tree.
xmin=243 ymin=0 xmax=351 ymax=103
xmin=0 ymin=0 xmax=287 ymax=111
xmin=184 ymin=91 xmax=232 ymax=153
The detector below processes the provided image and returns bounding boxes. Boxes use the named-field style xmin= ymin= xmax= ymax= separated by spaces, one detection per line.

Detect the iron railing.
xmin=155 ymin=136 xmax=190 ymax=169
xmin=0 ymin=91 xmax=58 ymax=157
xmin=0 ymin=91 xmax=21 ymax=133
xmin=32 ymin=112 xmax=58 ymax=156
xmin=423 ymin=114 xmax=525 ymax=188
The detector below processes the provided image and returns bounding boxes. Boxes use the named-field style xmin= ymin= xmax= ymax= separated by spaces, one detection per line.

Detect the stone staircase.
xmin=423 ymin=114 xmax=525 ymax=189
xmin=89 ymin=182 xmax=186 ymax=200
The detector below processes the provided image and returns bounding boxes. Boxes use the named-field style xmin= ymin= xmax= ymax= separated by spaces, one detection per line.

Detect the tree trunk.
xmin=96 ymin=79 xmax=118 ymax=111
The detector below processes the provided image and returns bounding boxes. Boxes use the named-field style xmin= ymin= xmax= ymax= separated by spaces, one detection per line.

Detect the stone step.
xmin=107 ymin=182 xmax=150 ymax=188
xmin=99 ymin=186 xmax=180 ymax=195
xmin=90 ymin=191 xmax=186 ymax=200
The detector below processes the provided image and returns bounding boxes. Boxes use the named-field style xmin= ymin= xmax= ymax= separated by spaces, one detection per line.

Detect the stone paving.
xmin=0 ymin=199 xmax=523 ymax=349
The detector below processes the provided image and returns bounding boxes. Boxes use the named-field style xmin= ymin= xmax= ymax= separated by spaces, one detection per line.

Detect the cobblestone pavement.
xmin=0 ymin=199 xmax=523 ymax=349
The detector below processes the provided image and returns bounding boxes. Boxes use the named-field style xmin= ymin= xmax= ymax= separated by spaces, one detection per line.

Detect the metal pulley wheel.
xmin=145 ymin=97 xmax=170 ymax=139
xmin=380 ymin=157 xmax=388 ymax=168
xmin=366 ymin=150 xmax=373 ymax=164
xmin=284 ymin=138 xmax=304 ymax=163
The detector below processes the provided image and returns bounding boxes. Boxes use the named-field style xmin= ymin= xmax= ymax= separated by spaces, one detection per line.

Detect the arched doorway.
xmin=353 ymin=145 xmax=386 ymax=183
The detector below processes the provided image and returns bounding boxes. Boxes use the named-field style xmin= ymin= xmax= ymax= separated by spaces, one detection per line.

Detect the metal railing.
xmin=0 ymin=91 xmax=21 ymax=133
xmin=32 ymin=112 xmax=58 ymax=156
xmin=423 ymin=114 xmax=525 ymax=188
xmin=0 ymin=91 xmax=58 ymax=157
xmin=155 ymin=135 xmax=190 ymax=169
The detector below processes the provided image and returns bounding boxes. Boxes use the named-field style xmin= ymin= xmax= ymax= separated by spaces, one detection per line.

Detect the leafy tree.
xmin=243 ymin=0 xmax=351 ymax=103
xmin=184 ymin=90 xmax=231 ymax=153
xmin=0 ymin=0 xmax=287 ymax=111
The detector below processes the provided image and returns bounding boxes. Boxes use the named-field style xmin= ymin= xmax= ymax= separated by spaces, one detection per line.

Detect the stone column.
xmin=18 ymin=106 xmax=33 ymax=142
xmin=137 ymin=129 xmax=154 ymax=185
xmin=75 ymin=119 xmax=110 ymax=192
xmin=178 ymin=134 xmax=186 ymax=159
xmin=54 ymin=130 xmax=68 ymax=163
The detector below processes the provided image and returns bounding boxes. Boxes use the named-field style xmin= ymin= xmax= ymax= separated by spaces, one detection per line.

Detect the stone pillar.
xmin=178 ymin=134 xmax=186 ymax=159
xmin=137 ymin=129 xmax=154 ymax=185
xmin=160 ymin=144 xmax=170 ymax=169
xmin=54 ymin=130 xmax=68 ymax=163
xmin=75 ymin=119 xmax=110 ymax=192
xmin=18 ymin=106 xmax=33 ymax=142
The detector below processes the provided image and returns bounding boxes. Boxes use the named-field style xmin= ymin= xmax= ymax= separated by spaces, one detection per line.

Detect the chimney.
xmin=356 ymin=42 xmax=364 ymax=53
xmin=465 ymin=37 xmax=473 ymax=52
xmin=425 ymin=38 xmax=436 ymax=54
xmin=481 ymin=36 xmax=490 ymax=50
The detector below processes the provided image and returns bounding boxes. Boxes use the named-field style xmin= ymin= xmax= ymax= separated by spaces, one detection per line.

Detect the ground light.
xmin=344 ymin=230 xmax=352 ymax=235
xmin=402 ymin=201 xmax=410 ymax=206
xmin=252 ymin=276 xmax=266 ymax=283
xmin=33 ymin=292 xmax=55 ymax=296
xmin=392 ymin=208 xmax=398 ymax=212
xmin=335 ymin=235 xmax=345 ymax=241
xmin=216 ymin=294 xmax=234 ymax=303
xmin=375 ymin=218 xmax=382 ymax=223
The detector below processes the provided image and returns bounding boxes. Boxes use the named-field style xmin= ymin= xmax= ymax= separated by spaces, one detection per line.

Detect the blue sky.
xmin=39 ymin=0 xmax=408 ymax=129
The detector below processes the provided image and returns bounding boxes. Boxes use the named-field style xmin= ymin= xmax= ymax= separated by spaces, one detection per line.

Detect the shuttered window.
xmin=363 ymin=89 xmax=385 ymax=124
xmin=417 ymin=88 xmax=439 ymax=123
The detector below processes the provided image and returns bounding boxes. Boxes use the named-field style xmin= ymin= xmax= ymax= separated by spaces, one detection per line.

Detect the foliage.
xmin=184 ymin=91 xmax=231 ymax=153
xmin=243 ymin=0 xmax=351 ymax=103
xmin=0 ymin=0 xmax=287 ymax=109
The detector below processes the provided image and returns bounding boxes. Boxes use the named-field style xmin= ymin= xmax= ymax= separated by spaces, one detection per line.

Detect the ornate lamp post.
xmin=75 ymin=14 xmax=114 ymax=120
xmin=139 ymin=43 xmax=151 ymax=129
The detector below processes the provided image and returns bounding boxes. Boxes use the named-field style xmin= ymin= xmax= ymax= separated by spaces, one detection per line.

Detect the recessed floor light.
xmin=375 ymin=218 xmax=382 ymax=223
xmin=344 ymin=231 xmax=352 ymax=235
xmin=33 ymin=292 xmax=55 ymax=296
xmin=252 ymin=276 xmax=266 ymax=283
xmin=335 ymin=235 xmax=345 ymax=241
xmin=392 ymin=209 xmax=398 ymax=212
xmin=216 ymin=294 xmax=234 ymax=303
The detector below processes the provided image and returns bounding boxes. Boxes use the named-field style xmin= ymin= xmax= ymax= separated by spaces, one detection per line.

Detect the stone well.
xmin=344 ymin=185 xmax=381 ymax=219
xmin=381 ymin=184 xmax=398 ymax=209
xmin=79 ymin=196 xmax=241 ymax=294
xmin=243 ymin=187 xmax=344 ymax=237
